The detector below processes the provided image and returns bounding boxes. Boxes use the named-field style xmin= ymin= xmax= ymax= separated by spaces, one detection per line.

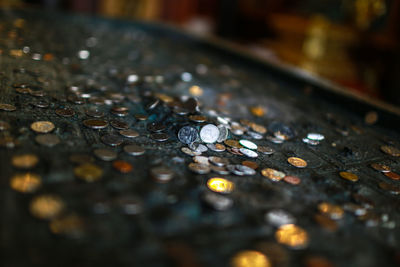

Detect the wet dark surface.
xmin=0 ymin=9 xmax=400 ymax=267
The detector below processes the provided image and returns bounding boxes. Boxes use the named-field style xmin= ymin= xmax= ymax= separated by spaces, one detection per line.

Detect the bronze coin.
xmin=339 ymin=171 xmax=359 ymax=182
xmin=10 ymin=173 xmax=42 ymax=193
xmin=113 ymin=160 xmax=133 ymax=173
xmin=283 ymin=175 xmax=301 ymax=185
xmin=29 ymin=194 xmax=65 ymax=220
xmin=380 ymin=145 xmax=400 ymax=157
xmin=370 ymin=163 xmax=390 ymax=173
xmin=384 ymin=171 xmax=400 ymax=181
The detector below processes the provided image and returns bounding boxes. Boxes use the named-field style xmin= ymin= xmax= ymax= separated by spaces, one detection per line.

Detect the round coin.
xmin=239 ymin=148 xmax=258 ymax=158
xmin=10 ymin=173 xmax=41 ymax=193
xmin=318 ymin=202 xmax=344 ymax=220
xmin=287 ymin=157 xmax=307 ymax=168
xmin=261 ymin=168 xmax=285 ymax=181
xmin=224 ymin=139 xmax=242 ymax=148
xmin=55 ymin=108 xmax=75 ymax=117
xmin=119 ymin=129 xmax=139 ymax=138
xmin=209 ymin=156 xmax=229 ymax=167
xmin=275 ymin=224 xmax=308 ymax=249
xmin=93 ymin=148 xmax=117 ymax=161
xmin=151 ymin=133 xmax=169 ymax=142
xmin=101 ymin=134 xmax=124 ymax=146
xmin=257 ymin=146 xmax=275 ymax=155
xmin=384 ymin=171 xmax=400 ymax=181
xmin=150 ymin=166 xmax=174 ymax=183
xmin=0 ymin=103 xmax=16 ymax=111
xmin=207 ymin=177 xmax=234 ymax=194
xmin=242 ymin=160 xmax=259 ymax=170
xmin=29 ymin=194 xmax=65 ymax=220
xmin=113 ymin=160 xmax=133 ymax=173
xmin=283 ymin=175 xmax=301 ymax=185
xmin=110 ymin=120 xmax=129 ymax=130
xmin=379 ymin=182 xmax=400 ymax=194
xmin=231 ymin=250 xmax=271 ymax=267
xmin=339 ymin=171 xmax=359 ymax=182
xmin=178 ymin=126 xmax=199 ymax=144
xmin=239 ymin=139 xmax=258 ymax=150
xmin=380 ymin=145 xmax=400 ymax=157
xmin=199 ymin=124 xmax=219 ymax=143
xmin=188 ymin=162 xmax=210 ymax=174
xmin=370 ymin=163 xmax=390 ymax=173
xmin=12 ymin=154 xmax=39 ymax=169
xmin=123 ymin=144 xmax=145 ymax=156
xmin=35 ymin=134 xmax=60 ymax=147
xmin=83 ymin=119 xmax=108 ymax=129
xmin=31 ymin=121 xmax=55 ymax=133
xmin=74 ymin=163 xmax=103 ymax=182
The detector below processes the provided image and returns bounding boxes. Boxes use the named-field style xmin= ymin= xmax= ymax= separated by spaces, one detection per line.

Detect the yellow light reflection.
xmin=231 ymin=250 xmax=271 ymax=267
xmin=275 ymin=224 xmax=309 ymax=249
xmin=207 ymin=177 xmax=234 ymax=194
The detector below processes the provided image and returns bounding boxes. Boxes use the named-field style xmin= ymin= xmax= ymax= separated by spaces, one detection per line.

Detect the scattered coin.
xmin=224 ymin=139 xmax=242 ymax=148
xmin=178 ymin=126 xmax=199 ymax=144
xmin=199 ymin=124 xmax=219 ymax=143
xmin=55 ymin=108 xmax=75 ymax=117
xmin=193 ymin=155 xmax=209 ymax=165
xmin=384 ymin=171 xmax=400 ymax=181
xmin=207 ymin=143 xmax=226 ymax=152
xmin=113 ymin=160 xmax=133 ymax=173
xmin=93 ymin=148 xmax=117 ymax=161
xmin=241 ymin=160 xmax=258 ymax=170
xmin=287 ymin=157 xmax=307 ymax=168
xmin=265 ymin=209 xmax=296 ymax=227
xmin=240 ymin=148 xmax=258 ymax=158
xmin=110 ymin=120 xmax=129 ymax=130
xmin=231 ymin=250 xmax=271 ymax=267
xmin=0 ymin=103 xmax=16 ymax=111
xmin=10 ymin=173 xmax=41 ymax=193
xmin=188 ymin=162 xmax=210 ymax=174
xmin=307 ymin=133 xmax=325 ymax=141
xmin=380 ymin=145 xmax=400 ymax=157
xmin=239 ymin=139 xmax=258 ymax=150
xmin=318 ymin=202 xmax=344 ymax=220
xmin=283 ymin=175 xmax=301 ymax=185
xmin=275 ymin=224 xmax=308 ymax=249
xmin=119 ymin=129 xmax=139 ymax=138
xmin=124 ymin=144 xmax=145 ymax=156
xmin=261 ymin=168 xmax=285 ymax=181
xmin=12 ymin=154 xmax=39 ymax=169
xmin=379 ymin=182 xmax=400 ymax=194
xmin=35 ymin=134 xmax=60 ymax=147
xmin=189 ymin=115 xmax=206 ymax=123
xmin=257 ymin=146 xmax=275 ymax=155
xmin=202 ymin=191 xmax=233 ymax=211
xmin=217 ymin=125 xmax=229 ymax=142
xmin=370 ymin=163 xmax=390 ymax=173
xmin=207 ymin=177 xmax=234 ymax=194
xmin=86 ymin=109 xmax=104 ymax=118
xmin=29 ymin=194 xmax=65 ymax=220
xmin=147 ymin=122 xmax=166 ymax=133
xmin=181 ymin=146 xmax=201 ymax=156
xmin=151 ymin=133 xmax=169 ymax=142
xmin=101 ymin=134 xmax=124 ymax=146
xmin=209 ymin=156 xmax=229 ymax=167
xmin=83 ymin=119 xmax=108 ymax=129
xmin=339 ymin=171 xmax=359 ymax=182
xmin=150 ymin=166 xmax=174 ymax=183
xmin=31 ymin=121 xmax=55 ymax=133
xmin=210 ymin=165 xmax=230 ymax=175
xmin=74 ymin=163 xmax=103 ymax=182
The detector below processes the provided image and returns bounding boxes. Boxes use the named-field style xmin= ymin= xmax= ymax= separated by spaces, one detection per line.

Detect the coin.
xmin=251 ymin=123 xmax=267 ymax=134
xmin=31 ymin=121 xmax=55 ymax=133
xmin=261 ymin=168 xmax=285 ymax=181
xmin=12 ymin=154 xmax=39 ymax=168
xmin=207 ymin=177 xmax=234 ymax=194
xmin=0 ymin=103 xmax=16 ymax=111
xmin=339 ymin=171 xmax=359 ymax=182
xmin=209 ymin=156 xmax=229 ymax=167
xmin=384 ymin=171 xmax=400 ymax=181
xmin=314 ymin=214 xmax=338 ymax=232
xmin=234 ymin=164 xmax=256 ymax=176
xmin=257 ymin=146 xmax=275 ymax=155
xmin=210 ymin=165 xmax=230 ymax=175
xmin=207 ymin=143 xmax=226 ymax=152
xmin=202 ymin=191 xmax=233 ymax=211
xmin=55 ymin=108 xmax=75 ymax=117
xmin=379 ymin=182 xmax=400 ymax=194
xmin=49 ymin=214 xmax=85 ymax=237
xmin=29 ymin=194 xmax=65 ymax=220
xmin=147 ymin=122 xmax=166 ymax=133
xmin=113 ymin=160 xmax=133 ymax=173
xmin=93 ymin=148 xmax=117 ymax=161
xmin=275 ymin=224 xmax=308 ymax=249
xmin=217 ymin=125 xmax=229 ymax=142
xmin=283 ymin=175 xmax=301 ymax=185
xmin=318 ymin=202 xmax=344 ymax=220
xmin=10 ymin=173 xmax=41 ymax=193
xmin=188 ymin=162 xmax=210 ymax=174
xmin=151 ymin=132 xmax=169 ymax=142
xmin=150 ymin=166 xmax=174 ymax=183
xmin=380 ymin=145 xmax=400 ymax=157
xmin=178 ymin=126 xmax=199 ymax=144
xmin=135 ymin=114 xmax=148 ymax=121
xmin=287 ymin=157 xmax=307 ymax=168
xmin=193 ymin=156 xmax=209 ymax=165
xmin=365 ymin=111 xmax=378 ymax=125
xmin=74 ymin=163 xmax=103 ymax=182
xmin=240 ymin=148 xmax=258 ymax=158
xmin=86 ymin=109 xmax=104 ymax=118
xmin=83 ymin=119 xmax=108 ymax=129
xmin=242 ymin=160 xmax=258 ymax=169
xmin=189 ymin=115 xmax=206 ymax=123
xmin=110 ymin=119 xmax=129 ymax=130
xmin=370 ymin=163 xmax=390 ymax=172
xmin=307 ymin=133 xmax=325 ymax=141
xmin=265 ymin=209 xmax=296 ymax=227
xmin=224 ymin=139 xmax=242 ymax=148
xmin=181 ymin=146 xmax=201 ymax=156
xmin=199 ymin=124 xmax=219 ymax=143
xmin=123 ymin=144 xmax=145 ymax=156
xmin=101 ymin=134 xmax=124 ymax=146
xmin=231 ymin=250 xmax=271 ymax=267
xmin=119 ymin=129 xmax=139 ymax=138
xmin=239 ymin=139 xmax=258 ymax=150
xmin=35 ymin=134 xmax=60 ymax=147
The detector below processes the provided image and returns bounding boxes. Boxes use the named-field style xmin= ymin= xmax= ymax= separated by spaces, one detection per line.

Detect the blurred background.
xmin=1 ymin=0 xmax=400 ymax=106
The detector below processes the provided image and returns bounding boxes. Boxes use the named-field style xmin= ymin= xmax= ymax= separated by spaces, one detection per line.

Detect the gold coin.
xmin=207 ymin=177 xmax=234 ymax=194
xmin=10 ymin=173 xmax=41 ymax=193
xmin=317 ymin=202 xmax=344 ymax=220
xmin=339 ymin=171 xmax=359 ymax=182
xmin=29 ymin=194 xmax=65 ymax=220
xmin=30 ymin=121 xmax=55 ymax=133
xmin=380 ymin=145 xmax=400 ymax=157
xmin=231 ymin=250 xmax=271 ymax=267
xmin=224 ymin=139 xmax=242 ymax=148
xmin=261 ymin=168 xmax=285 ymax=181
xmin=74 ymin=163 xmax=103 ymax=182
xmin=275 ymin=224 xmax=308 ymax=249
xmin=11 ymin=154 xmax=39 ymax=168
xmin=287 ymin=157 xmax=307 ymax=168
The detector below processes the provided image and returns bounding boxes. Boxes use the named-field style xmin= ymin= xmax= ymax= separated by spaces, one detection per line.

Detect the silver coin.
xmin=258 ymin=146 xmax=275 ymax=155
xmin=239 ymin=139 xmax=258 ymax=150
xmin=209 ymin=156 xmax=229 ymax=167
xmin=207 ymin=143 xmax=226 ymax=152
xmin=181 ymin=147 xmax=201 ymax=156
xmin=202 ymin=191 xmax=233 ymax=211
xmin=191 ymin=143 xmax=208 ymax=153
xmin=302 ymin=138 xmax=320 ymax=146
xmin=193 ymin=156 xmax=209 ymax=165
xmin=101 ymin=134 xmax=124 ymax=146
xmin=110 ymin=120 xmax=129 ymax=130
xmin=93 ymin=148 xmax=117 ymax=161
xmin=199 ymin=124 xmax=219 ymax=143
xmin=239 ymin=148 xmax=258 ymax=158
xmin=151 ymin=133 xmax=169 ymax=142
xmin=235 ymin=165 xmax=256 ymax=175
xmin=265 ymin=209 xmax=296 ymax=227
xmin=266 ymin=136 xmax=284 ymax=144
xmin=188 ymin=162 xmax=210 ymax=174
xmin=119 ymin=129 xmax=139 ymax=138
xmin=246 ymin=131 xmax=263 ymax=140
xmin=150 ymin=166 xmax=174 ymax=183
xmin=217 ymin=125 xmax=229 ymax=142
xmin=35 ymin=134 xmax=60 ymax=147
xmin=210 ymin=165 xmax=230 ymax=175
xmin=124 ymin=145 xmax=145 ymax=156
xmin=307 ymin=132 xmax=325 ymax=141
xmin=227 ymin=164 xmax=243 ymax=176
xmin=178 ymin=126 xmax=199 ymax=144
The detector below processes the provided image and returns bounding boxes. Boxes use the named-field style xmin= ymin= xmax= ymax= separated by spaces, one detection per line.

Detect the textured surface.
xmin=0 ymin=9 xmax=400 ymax=267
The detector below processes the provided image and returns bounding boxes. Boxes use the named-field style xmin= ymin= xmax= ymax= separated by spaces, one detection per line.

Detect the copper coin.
xmin=242 ymin=160 xmax=258 ymax=170
xmin=384 ymin=171 xmax=400 ymax=181
xmin=83 ymin=119 xmax=108 ymax=129
xmin=31 ymin=121 xmax=55 ymax=133
xmin=113 ymin=160 xmax=133 ymax=173
xmin=283 ymin=175 xmax=301 ymax=185
xmin=110 ymin=120 xmax=129 ymax=130
xmin=378 ymin=182 xmax=400 ymax=194
xmin=224 ymin=139 xmax=242 ymax=148
xmin=339 ymin=171 xmax=359 ymax=182
xmin=101 ymin=134 xmax=124 ymax=146
xmin=370 ymin=163 xmax=390 ymax=173
xmin=85 ymin=109 xmax=104 ymax=118
xmin=135 ymin=114 xmax=148 ymax=121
